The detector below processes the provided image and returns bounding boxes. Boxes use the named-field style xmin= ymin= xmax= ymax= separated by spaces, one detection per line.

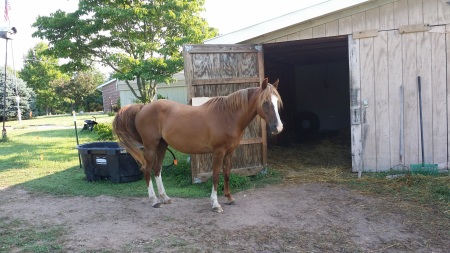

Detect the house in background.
xmin=117 ymin=71 xmax=187 ymax=106
xmin=96 ymin=79 xmax=119 ymax=113
xmin=96 ymin=71 xmax=187 ymax=111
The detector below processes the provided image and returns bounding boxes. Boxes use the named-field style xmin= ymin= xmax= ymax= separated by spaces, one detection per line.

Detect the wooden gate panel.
xmin=191 ymin=52 xmax=259 ymax=81
xmin=184 ymin=44 xmax=265 ymax=183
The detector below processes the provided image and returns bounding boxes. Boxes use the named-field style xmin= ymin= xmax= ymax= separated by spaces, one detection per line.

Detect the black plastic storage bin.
xmin=77 ymin=142 xmax=143 ymax=183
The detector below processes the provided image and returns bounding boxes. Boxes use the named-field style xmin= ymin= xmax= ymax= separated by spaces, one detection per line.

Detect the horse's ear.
xmin=273 ymin=79 xmax=279 ymax=89
xmin=261 ymin=78 xmax=268 ymax=90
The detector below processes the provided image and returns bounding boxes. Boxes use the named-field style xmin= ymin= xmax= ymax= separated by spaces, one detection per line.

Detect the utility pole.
xmin=1 ymin=36 xmax=8 ymax=139
xmin=1 ymin=26 xmax=17 ymax=140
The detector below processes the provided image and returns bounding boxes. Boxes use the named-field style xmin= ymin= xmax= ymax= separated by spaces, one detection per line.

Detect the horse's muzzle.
xmin=270 ymin=122 xmax=283 ymax=134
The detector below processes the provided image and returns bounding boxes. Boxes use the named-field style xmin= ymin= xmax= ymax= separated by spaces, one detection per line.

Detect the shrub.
xmin=94 ymin=123 xmax=116 ymax=141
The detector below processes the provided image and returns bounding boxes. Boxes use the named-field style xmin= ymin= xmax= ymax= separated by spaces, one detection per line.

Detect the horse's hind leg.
xmin=143 ymin=145 xmax=161 ymax=208
xmin=154 ymin=140 xmax=171 ymax=204
xmin=222 ymin=153 xmax=235 ymax=205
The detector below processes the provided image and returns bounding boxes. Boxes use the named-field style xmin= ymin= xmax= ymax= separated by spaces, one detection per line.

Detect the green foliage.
xmin=83 ymin=89 xmax=104 ymax=112
xmin=157 ymin=94 xmax=167 ymax=100
xmin=32 ymin=0 xmax=218 ymax=103
xmin=0 ymin=66 xmax=36 ymax=119
xmin=19 ymin=42 xmax=105 ymax=114
xmin=93 ymin=123 xmax=115 ymax=141
xmin=52 ymin=70 xmax=105 ymax=112
xmin=18 ymin=42 xmax=67 ymax=115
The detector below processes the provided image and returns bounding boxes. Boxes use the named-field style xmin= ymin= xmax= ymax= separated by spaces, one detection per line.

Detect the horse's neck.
xmin=209 ymin=88 xmax=259 ymax=131
xmin=236 ymin=88 xmax=259 ymax=129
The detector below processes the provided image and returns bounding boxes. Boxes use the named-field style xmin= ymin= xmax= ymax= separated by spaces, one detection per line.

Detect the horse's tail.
xmin=112 ymin=104 xmax=146 ymax=167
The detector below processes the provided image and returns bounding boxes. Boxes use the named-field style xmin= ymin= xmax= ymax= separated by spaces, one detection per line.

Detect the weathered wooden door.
xmin=183 ymin=44 xmax=266 ymax=183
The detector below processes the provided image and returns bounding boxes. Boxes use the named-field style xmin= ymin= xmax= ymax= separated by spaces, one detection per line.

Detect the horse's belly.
xmin=162 ymin=129 xmax=214 ymax=154
xmin=165 ymin=135 xmax=213 ymax=154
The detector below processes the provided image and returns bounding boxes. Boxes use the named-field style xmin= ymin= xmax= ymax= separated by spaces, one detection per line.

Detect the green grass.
xmin=0 ymin=114 xmax=281 ymax=198
xmin=5 ymin=112 xmax=112 ymax=128
xmin=343 ymin=173 xmax=450 ymax=212
xmin=0 ymin=218 xmax=66 ymax=253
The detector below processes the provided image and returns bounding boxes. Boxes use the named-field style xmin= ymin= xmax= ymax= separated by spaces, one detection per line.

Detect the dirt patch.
xmin=1 ymin=182 xmax=448 ymax=252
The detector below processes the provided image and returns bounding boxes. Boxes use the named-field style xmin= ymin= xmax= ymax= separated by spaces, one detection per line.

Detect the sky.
xmin=0 ymin=0 xmax=324 ymax=73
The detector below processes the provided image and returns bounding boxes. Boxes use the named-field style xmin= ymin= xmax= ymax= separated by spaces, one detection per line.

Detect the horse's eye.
xmin=262 ymin=101 xmax=271 ymax=111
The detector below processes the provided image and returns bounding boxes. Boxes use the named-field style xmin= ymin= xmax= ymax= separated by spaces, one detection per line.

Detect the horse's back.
xmin=138 ymin=99 xmax=197 ymax=119
xmin=135 ymin=99 xmax=221 ymax=153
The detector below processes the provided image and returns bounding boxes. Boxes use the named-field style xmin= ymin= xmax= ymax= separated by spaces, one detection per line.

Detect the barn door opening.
xmin=262 ymin=36 xmax=351 ymax=146
xmin=183 ymin=44 xmax=266 ymax=183
xmin=263 ymin=36 xmax=352 ymax=171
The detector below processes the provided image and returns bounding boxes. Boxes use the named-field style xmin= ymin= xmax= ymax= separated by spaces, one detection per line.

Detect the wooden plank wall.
xmin=349 ymin=36 xmax=363 ymax=174
xmin=245 ymin=0 xmax=450 ymax=171
xmin=387 ymin=30 xmax=403 ymax=167
xmin=245 ymin=0 xmax=450 ymax=43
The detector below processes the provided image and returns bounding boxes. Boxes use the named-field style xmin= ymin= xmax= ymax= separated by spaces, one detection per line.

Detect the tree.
xmin=0 ymin=66 xmax=36 ymax=120
xmin=19 ymin=42 xmax=69 ymax=115
xmin=32 ymin=0 xmax=217 ymax=103
xmin=52 ymin=70 xmax=105 ymax=112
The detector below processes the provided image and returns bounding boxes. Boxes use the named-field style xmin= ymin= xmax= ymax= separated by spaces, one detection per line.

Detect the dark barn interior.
xmin=263 ymin=36 xmax=351 ymax=146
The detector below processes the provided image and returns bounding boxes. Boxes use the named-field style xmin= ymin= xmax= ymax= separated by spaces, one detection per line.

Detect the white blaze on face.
xmin=271 ymin=94 xmax=283 ymax=133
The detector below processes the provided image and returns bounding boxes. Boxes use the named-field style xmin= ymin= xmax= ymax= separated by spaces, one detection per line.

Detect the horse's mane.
xmin=203 ymin=84 xmax=283 ymax=112
xmin=203 ymin=88 xmax=249 ymax=112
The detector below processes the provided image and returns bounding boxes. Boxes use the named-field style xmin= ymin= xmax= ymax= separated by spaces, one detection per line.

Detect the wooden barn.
xmin=183 ymin=0 xmax=450 ymax=180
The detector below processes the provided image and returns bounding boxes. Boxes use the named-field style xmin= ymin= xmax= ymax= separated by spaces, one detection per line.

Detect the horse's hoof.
xmin=164 ymin=199 xmax=172 ymax=204
xmin=212 ymin=206 xmax=223 ymax=213
xmin=227 ymin=200 xmax=236 ymax=205
xmin=153 ymin=203 xmax=162 ymax=208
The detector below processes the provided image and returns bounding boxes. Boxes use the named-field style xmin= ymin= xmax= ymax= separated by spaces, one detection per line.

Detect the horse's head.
xmin=256 ymin=78 xmax=283 ymax=134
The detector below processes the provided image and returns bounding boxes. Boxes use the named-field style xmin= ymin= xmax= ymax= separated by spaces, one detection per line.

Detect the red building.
xmin=96 ymin=79 xmax=119 ymax=113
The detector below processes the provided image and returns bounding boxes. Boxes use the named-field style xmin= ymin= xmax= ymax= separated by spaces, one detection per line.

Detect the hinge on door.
xmin=399 ymin=24 xmax=431 ymax=34
xmin=429 ymin=25 xmax=449 ymax=34
xmin=351 ymin=108 xmax=360 ymax=125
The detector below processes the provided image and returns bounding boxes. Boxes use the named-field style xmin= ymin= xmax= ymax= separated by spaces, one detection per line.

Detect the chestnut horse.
xmin=113 ymin=78 xmax=283 ymax=212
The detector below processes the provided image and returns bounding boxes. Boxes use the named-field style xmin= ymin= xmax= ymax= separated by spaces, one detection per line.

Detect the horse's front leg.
xmin=222 ymin=153 xmax=235 ymax=205
xmin=211 ymin=151 xmax=225 ymax=213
